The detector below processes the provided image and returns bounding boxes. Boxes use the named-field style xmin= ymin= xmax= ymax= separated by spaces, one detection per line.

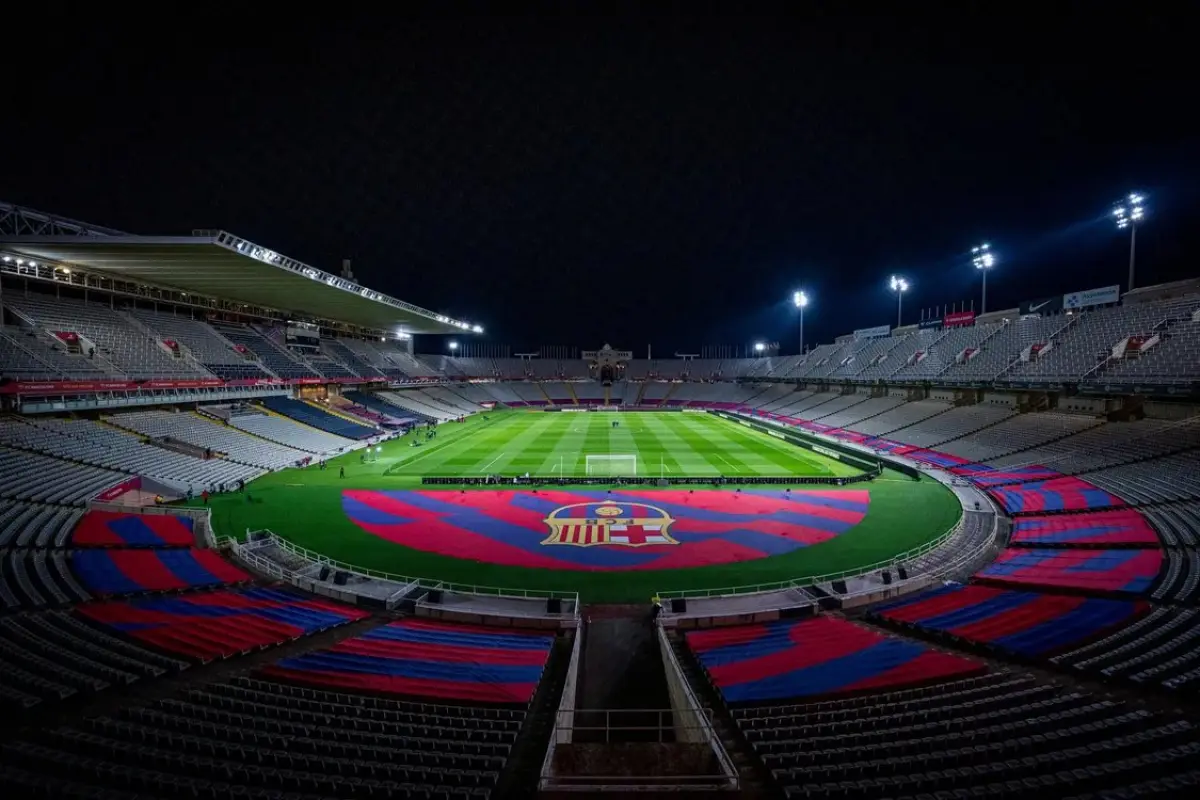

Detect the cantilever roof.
xmin=0 ymin=229 xmax=473 ymax=335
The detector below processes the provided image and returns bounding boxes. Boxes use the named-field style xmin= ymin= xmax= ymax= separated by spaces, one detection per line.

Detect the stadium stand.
xmin=261 ymin=617 xmax=557 ymax=704
xmin=4 ymin=293 xmax=208 ymax=379
xmin=106 ymin=409 xmax=311 ymax=470
xmin=70 ymin=509 xmax=196 ymax=547
xmin=226 ymin=404 xmax=357 ymax=454
xmin=0 ymin=499 xmax=84 ymax=548
xmin=1010 ymin=508 xmax=1162 ymax=545
xmin=0 ymin=674 xmax=525 ymax=798
xmin=260 ymin=396 xmax=378 ymax=439
xmin=734 ymin=670 xmax=1200 ymax=799
xmin=72 ymin=548 xmax=250 ymax=595
xmin=0 ymin=416 xmax=259 ymax=491
xmin=77 ymin=586 xmax=369 ymax=662
xmin=686 ymin=616 xmax=984 ymax=704
xmin=0 ymin=446 xmax=127 ymax=505
xmin=209 ymin=322 xmax=320 ymax=379
xmin=129 ymin=309 xmax=274 ymax=379
xmin=884 ymin=403 xmax=1016 ymax=447
xmin=871 ymin=584 xmax=1150 ymax=657
xmin=988 ymin=476 xmax=1124 ymax=513
xmin=975 ymin=548 xmax=1163 ymax=594
xmin=0 ymin=324 xmax=107 ymax=379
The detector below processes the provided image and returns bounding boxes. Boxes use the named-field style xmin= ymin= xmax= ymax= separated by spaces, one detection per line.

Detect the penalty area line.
xmin=715 ymin=454 xmax=742 ymax=473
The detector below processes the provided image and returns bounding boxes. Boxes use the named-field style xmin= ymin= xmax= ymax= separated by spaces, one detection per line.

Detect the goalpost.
xmin=585 ymin=454 xmax=637 ymax=477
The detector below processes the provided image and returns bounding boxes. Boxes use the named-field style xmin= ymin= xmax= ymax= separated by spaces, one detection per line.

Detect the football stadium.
xmin=3 ymin=197 xmax=1200 ymax=799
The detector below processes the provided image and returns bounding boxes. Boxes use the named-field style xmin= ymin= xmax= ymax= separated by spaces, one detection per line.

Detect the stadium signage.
xmin=1019 ymin=294 xmax=1064 ymax=316
xmin=1063 ymin=284 xmax=1120 ymax=310
xmin=853 ymin=324 xmax=891 ymax=339
xmin=812 ymin=445 xmax=841 ymax=461
xmin=944 ymin=311 xmax=976 ymax=328
xmin=768 ymin=430 xmax=786 ymax=440
xmin=919 ymin=318 xmax=943 ymax=329
xmin=0 ymin=375 xmax=381 ymax=395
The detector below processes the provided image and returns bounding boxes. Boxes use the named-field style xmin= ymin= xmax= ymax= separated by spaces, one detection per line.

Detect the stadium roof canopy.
xmin=0 ymin=203 xmax=478 ymax=335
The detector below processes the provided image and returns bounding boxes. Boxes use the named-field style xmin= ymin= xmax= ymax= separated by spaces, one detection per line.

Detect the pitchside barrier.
xmin=422 ymin=473 xmax=876 ymax=486
xmin=718 ymin=410 xmax=927 ymax=481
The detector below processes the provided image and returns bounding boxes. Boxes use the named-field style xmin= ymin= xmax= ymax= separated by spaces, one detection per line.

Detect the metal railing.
xmin=656 ymin=420 xmax=991 ymax=600
xmin=242 ymin=529 xmax=581 ymax=610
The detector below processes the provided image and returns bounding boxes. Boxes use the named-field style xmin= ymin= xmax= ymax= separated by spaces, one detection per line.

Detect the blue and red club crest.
xmin=342 ymin=488 xmax=869 ymax=572
xmin=542 ymin=502 xmax=678 ymax=547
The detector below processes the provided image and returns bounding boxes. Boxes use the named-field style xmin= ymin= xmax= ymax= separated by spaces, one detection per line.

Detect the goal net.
xmin=585 ymin=454 xmax=637 ymax=477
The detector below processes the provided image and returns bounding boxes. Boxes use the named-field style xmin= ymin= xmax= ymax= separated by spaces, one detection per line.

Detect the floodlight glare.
xmin=754 ymin=341 xmax=766 ymax=353
xmin=972 ymin=243 xmax=996 ymax=313
xmin=1114 ymin=192 xmax=1147 ymax=291
xmin=792 ymin=289 xmax=809 ymax=354
xmin=448 ymin=340 xmax=459 ymax=351
xmin=972 ymin=243 xmax=995 ymax=270
xmin=472 ymin=324 xmax=483 ymax=333
xmin=889 ymin=275 xmax=909 ymax=327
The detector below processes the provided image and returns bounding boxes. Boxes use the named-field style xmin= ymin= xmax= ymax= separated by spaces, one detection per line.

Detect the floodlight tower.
xmin=889 ymin=276 xmax=909 ymax=328
xmin=972 ymin=243 xmax=996 ymax=313
xmin=793 ymin=290 xmax=809 ymax=354
xmin=1114 ymin=193 xmax=1145 ymax=291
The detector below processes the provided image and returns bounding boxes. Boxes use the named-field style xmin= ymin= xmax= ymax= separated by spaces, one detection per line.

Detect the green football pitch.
xmin=386 ymin=410 xmax=863 ymax=478
xmin=193 ymin=410 xmax=962 ymax=602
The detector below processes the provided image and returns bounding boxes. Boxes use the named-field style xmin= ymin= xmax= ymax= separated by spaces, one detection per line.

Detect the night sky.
xmin=2 ymin=6 xmax=1195 ymax=355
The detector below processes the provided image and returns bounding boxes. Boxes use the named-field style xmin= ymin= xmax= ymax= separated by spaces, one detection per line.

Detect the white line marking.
xmin=715 ymin=454 xmax=741 ymax=473
xmin=479 ymin=452 xmax=506 ymax=472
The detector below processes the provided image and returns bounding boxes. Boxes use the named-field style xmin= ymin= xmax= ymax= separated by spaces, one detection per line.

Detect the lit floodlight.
xmin=889 ymin=275 xmax=909 ymax=327
xmin=472 ymin=324 xmax=483 ymax=333
xmin=793 ymin=290 xmax=808 ymax=308
xmin=448 ymin=340 xmax=459 ymax=351
xmin=1114 ymin=192 xmax=1147 ymax=290
xmin=1114 ymin=194 xmax=1145 ymax=229
xmin=971 ymin=243 xmax=995 ymax=270
xmin=754 ymin=342 xmax=766 ymax=353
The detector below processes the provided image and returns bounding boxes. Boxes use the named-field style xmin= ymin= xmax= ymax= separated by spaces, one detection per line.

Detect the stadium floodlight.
xmin=754 ymin=341 xmax=766 ymax=353
xmin=889 ymin=275 xmax=909 ymax=328
xmin=472 ymin=324 xmax=483 ymax=333
xmin=793 ymin=290 xmax=809 ymax=354
xmin=1114 ymin=193 xmax=1146 ymax=291
xmin=448 ymin=340 xmax=458 ymax=352
xmin=972 ymin=243 xmax=996 ymax=313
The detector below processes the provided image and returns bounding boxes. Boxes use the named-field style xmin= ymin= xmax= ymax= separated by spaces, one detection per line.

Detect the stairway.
xmin=664 ymin=629 xmax=781 ymax=799
xmin=493 ymin=634 xmax=574 ymax=799
xmin=566 ymin=383 xmax=580 ymax=405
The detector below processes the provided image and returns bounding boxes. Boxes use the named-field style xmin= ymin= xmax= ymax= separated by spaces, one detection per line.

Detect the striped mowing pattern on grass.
xmin=383 ymin=411 xmax=859 ymax=478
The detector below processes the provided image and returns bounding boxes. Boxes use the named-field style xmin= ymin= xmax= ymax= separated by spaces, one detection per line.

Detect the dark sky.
xmin=2 ymin=5 xmax=1196 ymax=355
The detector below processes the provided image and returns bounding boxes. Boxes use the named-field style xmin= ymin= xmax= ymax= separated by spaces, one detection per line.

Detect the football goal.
xmin=585 ymin=454 xmax=637 ymax=477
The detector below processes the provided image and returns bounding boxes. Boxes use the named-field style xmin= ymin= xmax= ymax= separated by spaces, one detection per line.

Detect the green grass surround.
xmin=191 ymin=410 xmax=961 ymax=602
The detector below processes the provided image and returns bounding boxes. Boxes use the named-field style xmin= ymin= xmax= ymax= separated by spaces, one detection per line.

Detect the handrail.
xmin=249 ymin=530 xmax=581 ymax=608
xmin=657 ymin=419 xmax=986 ymax=600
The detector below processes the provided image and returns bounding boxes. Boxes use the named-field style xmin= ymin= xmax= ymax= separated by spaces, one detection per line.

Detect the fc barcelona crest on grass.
xmin=541 ymin=502 xmax=678 ymax=547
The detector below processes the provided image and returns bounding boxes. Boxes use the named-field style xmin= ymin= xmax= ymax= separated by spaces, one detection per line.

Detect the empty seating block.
xmin=77 ymin=587 xmax=368 ymax=661
xmin=73 ymin=549 xmax=250 ymax=595
xmin=949 ymin=463 xmax=1064 ymax=487
xmin=873 ymin=584 xmax=1149 ymax=657
xmin=261 ymin=618 xmax=555 ymax=704
xmin=686 ymin=616 xmax=984 ymax=704
xmin=1011 ymin=509 xmax=1161 ymax=546
xmin=977 ymin=548 xmax=1164 ymax=595
xmin=988 ymin=476 xmax=1124 ymax=513
xmin=261 ymin=397 xmax=378 ymax=440
xmin=71 ymin=510 xmax=195 ymax=547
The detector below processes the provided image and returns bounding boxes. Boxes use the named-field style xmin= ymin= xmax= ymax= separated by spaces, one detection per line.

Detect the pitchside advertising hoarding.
xmin=853 ymin=324 xmax=891 ymax=339
xmin=1063 ymin=284 xmax=1120 ymax=310
xmin=944 ymin=311 xmax=976 ymax=328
